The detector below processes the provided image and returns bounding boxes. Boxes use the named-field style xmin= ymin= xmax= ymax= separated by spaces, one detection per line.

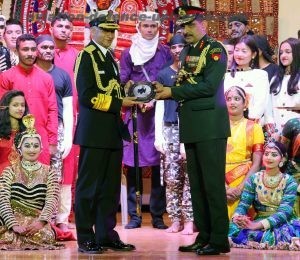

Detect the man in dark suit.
xmin=154 ymin=6 xmax=231 ymax=256
xmin=74 ymin=11 xmax=138 ymax=254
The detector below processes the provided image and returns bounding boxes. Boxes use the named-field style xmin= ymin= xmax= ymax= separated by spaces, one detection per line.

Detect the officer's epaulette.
xmin=84 ymin=45 xmax=97 ymax=54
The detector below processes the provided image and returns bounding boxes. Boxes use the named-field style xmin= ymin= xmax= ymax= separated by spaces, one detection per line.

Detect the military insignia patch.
xmin=210 ymin=48 xmax=222 ymax=61
xmin=199 ymin=40 xmax=204 ymax=49
xmin=212 ymin=53 xmax=221 ymax=61
xmin=210 ymin=48 xmax=222 ymax=54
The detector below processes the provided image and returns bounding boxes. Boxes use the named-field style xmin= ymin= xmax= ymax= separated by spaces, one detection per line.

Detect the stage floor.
xmin=2 ymin=212 xmax=299 ymax=259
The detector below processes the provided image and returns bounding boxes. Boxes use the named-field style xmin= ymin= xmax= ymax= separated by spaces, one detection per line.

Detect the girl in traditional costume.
xmin=0 ymin=114 xmax=63 ymax=250
xmin=229 ymin=142 xmax=300 ymax=250
xmin=280 ymin=118 xmax=300 ymax=217
xmin=225 ymin=86 xmax=264 ymax=218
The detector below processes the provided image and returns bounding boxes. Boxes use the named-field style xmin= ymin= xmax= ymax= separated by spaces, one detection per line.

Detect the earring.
xmin=250 ymin=58 xmax=255 ymax=68
xmin=279 ymin=161 xmax=284 ymax=168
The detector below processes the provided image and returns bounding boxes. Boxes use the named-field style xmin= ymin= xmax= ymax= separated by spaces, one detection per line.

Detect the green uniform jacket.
xmin=171 ymin=34 xmax=231 ymax=143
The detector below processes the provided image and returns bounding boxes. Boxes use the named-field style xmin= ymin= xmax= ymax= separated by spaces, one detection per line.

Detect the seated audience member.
xmin=225 ymin=86 xmax=264 ymax=218
xmin=252 ymin=35 xmax=278 ymax=82
xmin=280 ymin=117 xmax=300 ymax=217
xmin=224 ymin=35 xmax=269 ymax=123
xmin=0 ymin=114 xmax=63 ymax=250
xmin=0 ymin=90 xmax=29 ymax=174
xmin=229 ymin=142 xmax=300 ymax=250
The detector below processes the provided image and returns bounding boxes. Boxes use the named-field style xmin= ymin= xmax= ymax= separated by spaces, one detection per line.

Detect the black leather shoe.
xmin=125 ymin=220 xmax=141 ymax=229
xmin=152 ymin=220 xmax=168 ymax=229
xmin=100 ymin=240 xmax=136 ymax=251
xmin=78 ymin=241 xmax=104 ymax=254
xmin=196 ymin=244 xmax=230 ymax=255
xmin=178 ymin=242 xmax=206 ymax=252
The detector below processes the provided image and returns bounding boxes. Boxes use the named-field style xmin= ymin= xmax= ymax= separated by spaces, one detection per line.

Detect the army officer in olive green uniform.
xmin=74 ymin=11 xmax=138 ymax=254
xmin=154 ymin=6 xmax=231 ymax=256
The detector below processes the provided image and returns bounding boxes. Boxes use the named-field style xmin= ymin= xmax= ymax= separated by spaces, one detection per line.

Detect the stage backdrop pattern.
xmin=0 ymin=0 xmax=278 ymax=54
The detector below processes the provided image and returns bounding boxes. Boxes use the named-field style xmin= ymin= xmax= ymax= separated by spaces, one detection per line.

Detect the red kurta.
xmin=0 ymin=65 xmax=58 ymax=165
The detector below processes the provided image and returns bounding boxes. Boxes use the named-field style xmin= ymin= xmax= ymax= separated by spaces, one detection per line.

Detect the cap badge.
xmin=178 ymin=8 xmax=186 ymax=17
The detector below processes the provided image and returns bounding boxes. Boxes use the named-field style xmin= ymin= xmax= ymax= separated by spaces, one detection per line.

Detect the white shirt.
xmin=264 ymin=75 xmax=300 ymax=133
xmin=92 ymin=40 xmax=117 ymax=75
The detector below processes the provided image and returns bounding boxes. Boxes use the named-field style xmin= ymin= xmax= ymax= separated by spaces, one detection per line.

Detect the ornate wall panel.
xmin=1 ymin=0 xmax=278 ymax=52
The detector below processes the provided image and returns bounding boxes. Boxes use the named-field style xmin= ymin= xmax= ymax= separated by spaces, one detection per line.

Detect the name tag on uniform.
xmin=98 ymin=70 xmax=105 ymax=74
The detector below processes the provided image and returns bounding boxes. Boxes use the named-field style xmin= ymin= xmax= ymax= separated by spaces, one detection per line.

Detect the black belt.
xmin=164 ymin=122 xmax=178 ymax=126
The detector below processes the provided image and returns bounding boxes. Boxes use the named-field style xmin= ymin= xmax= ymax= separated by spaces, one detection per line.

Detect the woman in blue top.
xmin=229 ymin=141 xmax=300 ymax=250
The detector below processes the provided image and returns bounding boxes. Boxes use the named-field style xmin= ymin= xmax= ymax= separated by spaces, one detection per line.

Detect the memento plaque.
xmin=128 ymin=81 xmax=155 ymax=102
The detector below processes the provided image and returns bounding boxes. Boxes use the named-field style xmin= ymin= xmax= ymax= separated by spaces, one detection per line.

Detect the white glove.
xmin=62 ymin=96 xmax=73 ymax=159
xmin=154 ymin=100 xmax=166 ymax=154
xmin=180 ymin=143 xmax=186 ymax=160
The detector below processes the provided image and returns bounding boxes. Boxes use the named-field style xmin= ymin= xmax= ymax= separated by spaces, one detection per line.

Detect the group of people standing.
xmin=0 ymin=3 xmax=299 ymax=256
xmin=0 ymin=13 xmax=79 ymax=249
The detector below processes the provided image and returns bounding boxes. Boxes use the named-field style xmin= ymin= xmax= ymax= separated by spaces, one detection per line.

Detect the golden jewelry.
xmin=262 ymin=171 xmax=283 ymax=189
xmin=21 ymin=159 xmax=42 ymax=183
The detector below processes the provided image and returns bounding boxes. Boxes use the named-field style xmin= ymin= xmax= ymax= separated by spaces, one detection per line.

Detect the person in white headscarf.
xmin=129 ymin=11 xmax=160 ymax=66
xmin=120 ymin=11 xmax=172 ymax=230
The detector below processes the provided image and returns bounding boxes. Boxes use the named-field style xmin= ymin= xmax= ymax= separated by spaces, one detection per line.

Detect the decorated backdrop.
xmin=0 ymin=0 xmax=278 ymax=53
